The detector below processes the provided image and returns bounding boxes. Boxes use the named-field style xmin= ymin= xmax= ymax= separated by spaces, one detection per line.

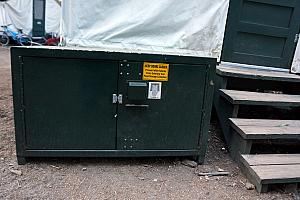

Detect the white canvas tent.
xmin=0 ymin=0 xmax=60 ymax=35
xmin=1 ymin=0 xmax=299 ymax=73
xmin=291 ymin=37 xmax=300 ymax=74
xmin=1 ymin=0 xmax=231 ymax=60
xmin=61 ymin=0 xmax=230 ymax=60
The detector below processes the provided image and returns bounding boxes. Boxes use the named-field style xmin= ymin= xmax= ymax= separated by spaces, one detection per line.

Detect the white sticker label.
xmin=148 ymin=82 xmax=162 ymax=99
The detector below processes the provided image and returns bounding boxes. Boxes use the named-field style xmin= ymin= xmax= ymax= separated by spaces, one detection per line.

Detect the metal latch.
xmin=112 ymin=94 xmax=117 ymax=104
xmin=112 ymin=94 xmax=123 ymax=104
xmin=118 ymin=94 xmax=123 ymax=104
xmin=295 ymin=33 xmax=299 ymax=43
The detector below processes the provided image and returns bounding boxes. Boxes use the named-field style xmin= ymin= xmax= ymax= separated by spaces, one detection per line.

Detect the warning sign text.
xmin=142 ymin=62 xmax=169 ymax=81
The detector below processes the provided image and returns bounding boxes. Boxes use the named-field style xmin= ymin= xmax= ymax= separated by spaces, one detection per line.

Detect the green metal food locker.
xmin=11 ymin=46 xmax=216 ymax=165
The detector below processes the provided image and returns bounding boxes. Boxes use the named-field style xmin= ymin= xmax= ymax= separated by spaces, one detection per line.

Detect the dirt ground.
xmin=0 ymin=47 xmax=299 ymax=200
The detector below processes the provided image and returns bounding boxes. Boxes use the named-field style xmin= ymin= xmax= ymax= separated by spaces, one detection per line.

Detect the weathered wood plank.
xmin=252 ymin=164 xmax=300 ymax=184
xmin=242 ymin=154 xmax=300 ymax=166
xmin=229 ymin=130 xmax=252 ymax=161
xmin=220 ymin=89 xmax=300 ymax=106
xmin=230 ymin=118 xmax=300 ymax=127
xmin=239 ymin=153 xmax=265 ymax=192
xmin=239 ymin=154 xmax=300 ymax=192
xmin=230 ymin=118 xmax=300 ymax=139
xmin=217 ymin=64 xmax=300 ymax=83
xmin=213 ymin=75 xmax=243 ymax=146
xmin=233 ymin=126 xmax=300 ymax=139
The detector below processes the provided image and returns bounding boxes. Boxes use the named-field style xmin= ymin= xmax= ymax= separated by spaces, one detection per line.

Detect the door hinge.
xmin=112 ymin=94 xmax=117 ymax=104
xmin=295 ymin=33 xmax=299 ymax=43
xmin=18 ymin=56 xmax=24 ymax=65
xmin=118 ymin=94 xmax=123 ymax=104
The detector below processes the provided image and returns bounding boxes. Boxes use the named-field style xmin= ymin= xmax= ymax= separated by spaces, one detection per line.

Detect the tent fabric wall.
xmin=0 ymin=3 xmax=6 ymax=26
xmin=291 ymin=37 xmax=300 ymax=74
xmin=61 ymin=0 xmax=229 ymax=59
xmin=45 ymin=0 xmax=60 ymax=33
xmin=0 ymin=0 xmax=60 ymax=35
xmin=0 ymin=0 xmax=32 ymax=34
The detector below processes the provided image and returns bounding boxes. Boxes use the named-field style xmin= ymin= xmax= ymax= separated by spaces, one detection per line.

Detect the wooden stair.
xmin=217 ymin=64 xmax=300 ymax=83
xmin=228 ymin=118 xmax=300 ymax=161
xmin=220 ymin=89 xmax=300 ymax=107
xmin=230 ymin=118 xmax=300 ymax=140
xmin=214 ymin=64 xmax=300 ymax=193
xmin=217 ymin=89 xmax=300 ymax=145
xmin=240 ymin=154 xmax=300 ymax=193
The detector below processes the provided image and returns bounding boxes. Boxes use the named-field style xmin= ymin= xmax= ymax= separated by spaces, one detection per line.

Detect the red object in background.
xmin=45 ymin=37 xmax=59 ymax=46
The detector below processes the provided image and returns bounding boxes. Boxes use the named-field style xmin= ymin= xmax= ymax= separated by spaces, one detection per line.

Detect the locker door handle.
xmin=125 ymin=104 xmax=149 ymax=108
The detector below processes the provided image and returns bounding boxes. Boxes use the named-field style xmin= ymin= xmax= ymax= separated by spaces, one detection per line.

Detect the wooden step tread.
xmin=217 ymin=64 xmax=300 ymax=83
xmin=240 ymin=154 xmax=300 ymax=185
xmin=251 ymin=164 xmax=300 ymax=184
xmin=220 ymin=89 xmax=300 ymax=106
xmin=242 ymin=154 xmax=300 ymax=166
xmin=230 ymin=118 xmax=300 ymax=139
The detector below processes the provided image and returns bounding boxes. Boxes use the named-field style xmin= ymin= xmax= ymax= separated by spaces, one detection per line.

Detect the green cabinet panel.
xmin=222 ymin=0 xmax=300 ymax=69
xmin=11 ymin=47 xmax=216 ymax=165
xmin=22 ymin=57 xmax=118 ymax=149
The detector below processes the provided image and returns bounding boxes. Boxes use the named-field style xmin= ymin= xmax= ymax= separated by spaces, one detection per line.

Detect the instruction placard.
xmin=148 ymin=82 xmax=162 ymax=99
xmin=142 ymin=62 xmax=169 ymax=81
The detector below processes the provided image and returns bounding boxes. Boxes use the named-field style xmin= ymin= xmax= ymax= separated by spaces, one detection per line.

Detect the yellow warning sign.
xmin=142 ymin=62 xmax=169 ymax=81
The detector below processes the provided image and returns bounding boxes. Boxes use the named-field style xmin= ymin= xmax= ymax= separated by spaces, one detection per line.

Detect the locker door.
xmin=22 ymin=57 xmax=118 ymax=150
xmin=116 ymin=61 xmax=207 ymax=150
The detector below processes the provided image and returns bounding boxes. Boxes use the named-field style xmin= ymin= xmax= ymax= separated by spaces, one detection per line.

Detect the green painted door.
xmin=116 ymin=62 xmax=207 ymax=150
xmin=222 ymin=0 xmax=300 ymax=69
xmin=23 ymin=57 xmax=118 ymax=149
